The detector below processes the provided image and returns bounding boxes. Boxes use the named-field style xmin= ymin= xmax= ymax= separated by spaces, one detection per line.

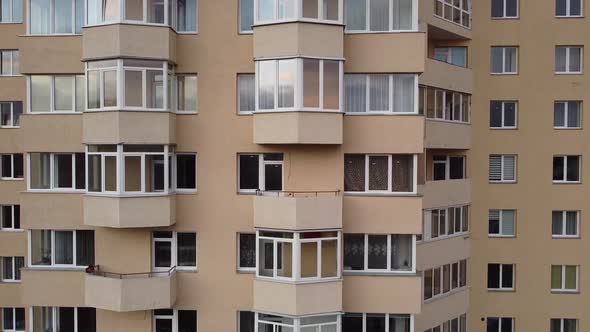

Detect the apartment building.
xmin=0 ymin=0 xmax=581 ymax=331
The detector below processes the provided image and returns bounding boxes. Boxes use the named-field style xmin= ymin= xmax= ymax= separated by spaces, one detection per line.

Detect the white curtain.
xmin=370 ymin=0 xmax=389 ymax=31
xmin=392 ymin=74 xmax=414 ymax=113
xmin=369 ymin=75 xmax=389 ymax=111
xmin=344 ymin=75 xmax=366 ymax=112
xmin=345 ymin=0 xmax=366 ymax=30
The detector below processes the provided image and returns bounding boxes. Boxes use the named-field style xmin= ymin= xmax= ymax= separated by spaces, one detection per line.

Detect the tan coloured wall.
xmin=21 ymin=192 xmax=86 ymax=229
xmin=343 ymin=196 xmax=422 ymax=234
xmin=420 ymin=59 xmax=473 ymax=94
xmin=82 ymin=24 xmax=177 ymax=62
xmin=0 ymin=231 xmax=27 ymax=256
xmin=415 ymin=290 xmax=469 ymax=331
xmin=253 ymin=23 xmax=343 ymax=59
xmin=21 ymin=269 xmax=85 ymax=306
xmin=20 ymin=114 xmax=84 ymax=152
xmin=419 ymin=179 xmax=471 ymax=209
xmin=95 ymin=228 xmax=152 ymax=273
xmin=0 ymin=180 xmax=25 ymax=202
xmin=425 ymin=120 xmax=471 ymax=149
xmin=343 ymin=115 xmax=425 ymax=153
xmin=83 ymin=111 xmax=176 ymax=144
xmin=417 ymin=235 xmax=471 ymax=270
xmin=96 ymin=310 xmax=152 ymax=332
xmin=342 ymin=275 xmax=422 ymax=314
xmin=254 ymin=195 xmax=342 ymax=230
xmin=253 ymin=279 xmax=342 ymax=316
xmin=18 ymin=36 xmax=83 ymax=74
xmin=84 ymin=195 xmax=175 ymax=228
xmin=253 ymin=112 xmax=343 ymax=145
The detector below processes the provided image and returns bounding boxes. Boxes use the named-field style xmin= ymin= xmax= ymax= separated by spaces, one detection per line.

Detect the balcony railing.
xmin=87 ymin=265 xmax=176 ymax=279
xmin=255 ymin=190 xmax=340 ymax=197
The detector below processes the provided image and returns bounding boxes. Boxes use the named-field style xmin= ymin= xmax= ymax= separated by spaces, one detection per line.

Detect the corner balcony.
xmin=83 ymin=194 xmax=175 ymax=228
xmin=254 ymin=191 xmax=342 ymax=230
xmin=343 ymin=275 xmax=421 ymax=314
xmin=21 ymin=269 xmax=85 ymax=307
xmin=419 ymin=179 xmax=471 ymax=209
xmin=85 ymin=267 xmax=177 ymax=312
xmin=83 ymin=111 xmax=176 ymax=145
xmin=424 ymin=119 xmax=471 ymax=150
xmin=253 ymin=111 xmax=343 ymax=144
xmin=253 ymin=279 xmax=342 ymax=316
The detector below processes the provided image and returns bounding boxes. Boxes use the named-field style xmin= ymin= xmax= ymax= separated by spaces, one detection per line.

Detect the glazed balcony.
xmin=254 ymin=190 xmax=342 ymax=230
xmin=85 ymin=267 xmax=177 ymax=312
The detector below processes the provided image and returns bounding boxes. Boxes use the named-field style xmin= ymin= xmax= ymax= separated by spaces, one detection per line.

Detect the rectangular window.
xmin=1 ymin=256 xmax=24 ymax=281
xmin=343 ymin=233 xmax=414 ymax=272
xmin=487 ymin=317 xmax=514 ymax=332
xmin=30 ymin=230 xmax=94 ymax=267
xmin=154 ymin=309 xmax=197 ymax=332
xmin=344 ymin=74 xmax=416 ymax=113
xmin=29 ymin=75 xmax=85 ymax=112
xmin=256 ymin=0 xmax=340 ymax=23
xmin=433 ymin=0 xmax=471 ymax=28
xmin=237 ymin=74 xmax=255 ymax=114
xmin=28 ymin=153 xmax=85 ymax=190
xmin=153 ymin=231 xmax=197 ymax=271
xmin=237 ymin=233 xmax=255 ymax=271
xmin=0 ymin=205 xmax=20 ymax=230
xmin=344 ymin=154 xmax=415 ymax=193
xmin=0 ymin=101 xmax=22 ymax=127
xmin=556 ymin=46 xmax=583 ymax=74
xmin=551 ymin=319 xmax=578 ymax=332
xmin=432 ymin=155 xmax=466 ymax=181
xmin=176 ymin=75 xmax=197 ymax=112
xmin=552 ymin=211 xmax=580 ymax=238
xmin=239 ymin=0 xmax=254 ymax=32
xmin=419 ymin=86 xmax=470 ymax=122
xmin=428 ymin=314 xmax=467 ymax=332
xmin=553 ymin=155 xmax=581 ymax=183
xmin=423 ymin=259 xmax=468 ymax=300
xmin=490 ymin=47 xmax=518 ymax=74
xmin=238 ymin=311 xmax=255 ymax=332
xmin=422 ymin=206 xmax=469 ymax=241
xmin=342 ymin=313 xmax=411 ymax=332
xmin=0 ymin=154 xmax=23 ymax=180
xmin=2 ymin=308 xmax=25 ymax=332
xmin=175 ymin=153 xmax=197 ymax=191
xmin=238 ymin=153 xmax=283 ymax=192
xmin=0 ymin=0 xmax=23 ymax=22
xmin=489 ymin=101 xmax=517 ymax=128
xmin=434 ymin=47 xmax=468 ymax=67
xmin=32 ymin=307 xmax=96 ymax=332
xmin=489 ymin=155 xmax=517 ymax=183
xmin=554 ymin=101 xmax=581 ymax=128
xmin=29 ymin=0 xmax=84 ymax=34
xmin=551 ymin=265 xmax=579 ymax=292
xmin=556 ymin=0 xmax=583 ymax=17
xmin=487 ymin=263 xmax=514 ymax=290
xmin=346 ymin=0 xmax=415 ymax=31
xmin=491 ymin=0 xmax=518 ymax=18
xmin=488 ymin=210 xmax=515 ymax=237
xmin=0 ymin=50 xmax=18 ymax=75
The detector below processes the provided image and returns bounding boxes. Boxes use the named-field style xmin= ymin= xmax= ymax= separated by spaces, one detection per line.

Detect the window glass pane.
xmin=103 ymin=70 xmax=117 ymax=107
xmin=147 ymin=70 xmax=164 ymax=108
xmin=369 ymin=75 xmax=389 ymax=111
xmin=343 ymin=234 xmax=364 ymax=270
xmin=567 ymin=102 xmax=580 ymax=127
xmin=344 ymin=154 xmax=365 ymax=191
xmin=565 ymin=265 xmax=577 ymax=289
xmin=239 ymin=155 xmax=259 ymax=190
xmin=487 ymin=318 xmax=499 ymax=332
xmin=506 ymin=0 xmax=517 ymax=16
xmin=88 ymin=155 xmax=102 ymax=192
xmin=504 ymin=102 xmax=516 ymax=126
xmin=13 ymin=154 xmax=22 ymax=178
xmin=564 ymin=319 xmax=577 ymax=332
xmin=33 ymin=307 xmax=53 ymax=332
xmin=2 ymin=257 xmax=13 ymax=280
xmin=57 ymin=307 xmax=75 ymax=332
xmin=391 ymin=234 xmax=412 ymax=270
xmin=240 ymin=0 xmax=254 ymax=31
xmin=570 ymin=0 xmax=581 ymax=15
xmin=54 ymin=76 xmax=74 ymax=111
xmin=423 ymin=269 xmax=433 ymax=299
xmin=449 ymin=157 xmax=464 ymax=179
xmin=278 ymin=59 xmax=296 ymax=108
xmin=54 ymin=0 xmax=73 ymax=33
xmin=1 ymin=205 xmax=11 ymax=228
xmin=125 ymin=0 xmax=143 ymax=20
xmin=491 ymin=47 xmax=503 ymax=73
xmin=323 ymin=60 xmax=340 ymax=109
xmin=345 ymin=0 xmax=366 ymax=30
xmin=77 ymin=308 xmax=96 ymax=332
xmin=451 ymin=48 xmax=467 ymax=67
xmin=556 ymin=0 xmax=567 ymax=15
xmin=258 ymin=238 xmax=274 ymax=277
xmin=392 ymin=74 xmax=414 ymax=113
xmin=105 ymin=155 xmax=117 ymax=191
xmin=258 ymin=0 xmax=273 ymax=20
xmin=30 ymin=153 xmax=51 ymax=189
xmin=74 ymin=153 xmax=85 ymax=189
xmin=487 ymin=264 xmax=500 ymax=288
xmin=76 ymin=230 xmax=95 ymax=266
xmin=124 ymin=71 xmax=143 ymax=107
xmin=74 ymin=76 xmax=84 ymax=112
xmin=55 ymin=230 xmax=74 ymax=265
xmin=123 ymin=156 xmax=141 ymax=192
xmin=239 ymin=233 xmax=255 ymax=268
xmin=258 ymin=61 xmax=275 ymax=110
xmin=565 ymin=212 xmax=578 ymax=235
xmin=302 ymin=0 xmax=318 ymax=18
xmin=238 ymin=74 xmax=255 ymax=113
xmin=392 ymin=155 xmax=413 ymax=192
xmin=552 ymin=211 xmax=564 ymax=235
xmin=276 ymin=242 xmax=292 ymax=277
xmin=566 ymin=156 xmax=580 ymax=181
xmin=177 ymin=233 xmax=196 ymax=267
xmin=239 ymin=311 xmax=255 ymax=332
xmin=569 ymin=47 xmax=581 ymax=72
xmin=551 ymin=265 xmax=562 ymax=289
xmin=303 ymin=59 xmax=320 ymax=108
xmin=145 ymin=155 xmax=164 ymax=192
xmin=344 ymin=75 xmax=366 ymax=112
xmin=366 ymin=314 xmax=386 ymax=332
xmin=177 ymin=154 xmax=196 ymax=189
xmin=501 ymin=264 xmax=513 ymax=288
xmin=489 ymin=101 xmax=502 ymax=127
xmin=177 ymin=75 xmax=197 ymax=111
xmin=54 ymin=154 xmax=73 ymax=188
xmin=14 ymin=307 xmax=25 ymax=330
xmin=367 ymin=235 xmax=387 ymax=269
xmin=87 ymin=71 xmax=100 ymax=109
xmin=321 ymin=239 xmax=337 ymax=277
xmin=1 ymin=154 xmax=11 ymax=178
xmin=277 ymin=0 xmax=294 ymax=19
xmin=368 ymin=156 xmax=388 ymax=190
xmin=155 ymin=318 xmax=173 ymax=332
xmin=556 ymin=47 xmax=567 ymax=72
xmin=177 ymin=0 xmax=197 ymax=31
xmin=178 ymin=310 xmax=197 ymax=332
xmin=443 ymin=264 xmax=450 ymax=292
xmin=500 ymin=210 xmax=515 ymax=235
xmin=154 ymin=241 xmax=172 ymax=268
xmin=147 ymin=0 xmax=164 ymax=23
xmin=0 ymin=103 xmax=11 ymax=126
xmin=30 ymin=0 xmax=50 ymax=33
xmin=325 ymin=0 xmax=338 ymax=20
xmin=370 ymin=0 xmax=389 ymax=31
xmin=264 ymin=163 xmax=282 ymax=191
xmin=301 ymin=241 xmax=318 ymax=278
xmin=31 ymin=76 xmax=51 ymax=112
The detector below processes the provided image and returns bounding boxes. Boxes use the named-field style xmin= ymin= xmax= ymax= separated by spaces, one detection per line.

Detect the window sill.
xmin=489 ymin=127 xmax=517 ymax=130
xmin=490 ymin=72 xmax=519 ymax=76
xmin=176 ymin=111 xmax=198 ymax=115
xmin=0 ymin=126 xmax=20 ymax=129
xmin=22 ymin=33 xmax=82 ymax=37
xmin=487 ymin=288 xmax=515 ymax=293
xmin=343 ymin=192 xmax=420 ymax=197
xmin=552 ymin=235 xmax=580 ymax=239
xmin=0 ymin=178 xmax=24 ymax=181
xmin=0 ymin=229 xmax=24 ymax=233
xmin=489 ymin=181 xmax=517 ymax=184
xmin=552 ymin=181 xmax=582 ymax=185
xmin=253 ymin=19 xmax=344 ymax=29
xmin=0 ymin=280 xmax=21 ymax=284
xmin=27 ymin=111 xmax=81 ymax=115
xmin=345 ymin=112 xmax=420 ymax=116
xmin=490 ymin=16 xmax=520 ymax=20
xmin=175 ymin=268 xmax=197 ymax=273
xmin=255 ymin=276 xmax=343 ymax=285
xmin=551 ymin=290 xmax=579 ymax=294
xmin=554 ymin=127 xmax=582 ymax=130
xmin=237 ymin=268 xmax=256 ymax=274
xmin=343 ymin=271 xmax=417 ymax=277
xmin=84 ymin=109 xmax=175 ymax=114
xmin=84 ymin=21 xmax=198 ymax=34
xmin=254 ymin=109 xmax=343 ymax=114
xmin=555 ymin=15 xmax=584 ymax=18
xmin=555 ymin=72 xmax=583 ymax=75
xmin=0 ymin=22 xmax=23 ymax=25
xmin=488 ymin=234 xmax=516 ymax=238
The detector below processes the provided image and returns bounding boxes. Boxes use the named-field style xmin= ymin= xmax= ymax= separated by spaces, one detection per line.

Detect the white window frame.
xmin=489 ymin=154 xmax=517 ymax=183
xmin=488 ymin=209 xmax=516 ymax=238
xmin=26 ymin=153 xmax=84 ymax=191
xmin=434 ymin=0 xmax=471 ymax=28
xmin=255 ymin=313 xmax=342 ymax=332
xmin=424 ymin=259 xmax=468 ymax=301
xmin=0 ymin=101 xmax=23 ymax=127
xmin=344 ymin=154 xmax=418 ymax=195
xmin=0 ymin=50 xmax=19 ymax=76
xmin=2 ymin=307 xmax=25 ymax=332
xmin=344 ymin=74 xmax=419 ymax=114
xmin=553 ymin=155 xmax=581 ymax=183
xmin=344 ymin=0 xmax=419 ymax=32
xmin=237 ymin=153 xmax=284 ymax=193
xmin=0 ymin=154 xmax=23 ymax=180
xmin=1 ymin=256 xmax=23 ymax=282
xmin=152 ymin=231 xmax=197 ymax=272
xmin=487 ymin=317 xmax=515 ymax=332
xmin=490 ymin=101 xmax=518 ymax=129
xmin=555 ymin=46 xmax=583 ymax=74
xmin=433 ymin=47 xmax=468 ymax=67
xmin=29 ymin=307 xmax=92 ymax=332
xmin=556 ymin=0 xmax=584 ymax=17
xmin=0 ymin=0 xmax=23 ymax=23
xmin=254 ymin=0 xmax=344 ymax=25
xmin=237 ymin=73 xmax=255 ymax=114
xmin=551 ymin=319 xmax=578 ymax=332
xmin=175 ymin=74 xmax=198 ymax=113
xmin=27 ymin=230 xmax=93 ymax=268
xmin=552 ymin=211 xmax=580 ymax=238
xmin=554 ymin=101 xmax=582 ymax=129
xmin=340 ymin=313 xmax=414 ymax=332
xmin=422 ymin=206 xmax=469 ymax=241
xmin=0 ymin=205 xmax=20 ymax=231
xmin=237 ymin=232 xmax=256 ymax=272
xmin=256 ymin=229 xmax=342 ymax=282
xmin=27 ymin=75 xmax=84 ymax=113
xmin=174 ymin=153 xmax=197 ymax=192
xmin=491 ymin=47 xmax=518 ymax=74
xmin=26 ymin=0 xmax=83 ymax=35
xmin=420 ymin=85 xmax=471 ymax=123
xmin=491 ymin=0 xmax=519 ymax=18
xmin=551 ymin=265 xmax=579 ymax=292
xmin=255 ymin=57 xmax=343 ymax=113
xmin=343 ymin=234 xmax=416 ymax=274
xmin=432 ymin=155 xmax=466 ymax=181
xmin=487 ymin=263 xmax=515 ymax=291
xmin=152 ymin=309 xmax=197 ymax=332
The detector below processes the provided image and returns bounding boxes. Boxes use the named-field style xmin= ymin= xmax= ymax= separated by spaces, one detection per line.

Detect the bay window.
xmin=343 ymin=234 xmax=414 ymax=272
xmin=29 ymin=75 xmax=85 ymax=113
xmin=344 ymin=154 xmax=416 ymax=194
xmin=257 ymin=230 xmax=341 ymax=281
xmin=345 ymin=0 xmax=415 ymax=32
xmin=1 ymin=256 xmax=24 ymax=281
xmin=256 ymin=58 xmax=342 ymax=112
xmin=86 ymin=0 xmax=197 ymax=32
xmin=255 ymin=0 xmax=342 ymax=24
xmin=28 ymin=153 xmax=85 ymax=190
xmin=0 ymin=101 xmax=22 ymax=127
xmin=2 ymin=308 xmax=25 ymax=332
xmin=28 ymin=0 xmax=84 ymax=34
xmin=31 ymin=307 xmax=96 ymax=332
xmin=152 ymin=231 xmax=197 ymax=271
xmin=29 ymin=230 xmax=95 ymax=267
xmin=345 ymin=74 xmax=416 ymax=113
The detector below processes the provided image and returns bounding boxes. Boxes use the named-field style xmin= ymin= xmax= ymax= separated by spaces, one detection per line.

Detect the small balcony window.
xmin=29 ymin=0 xmax=84 ymax=34
xmin=255 ymin=0 xmax=342 ymax=25
xmin=344 ymin=154 xmax=416 ymax=194
xmin=256 ymin=230 xmax=341 ymax=281
xmin=257 ymin=313 xmax=340 ymax=332
xmin=343 ymin=233 xmax=414 ymax=272
xmin=29 ymin=230 xmax=95 ymax=267
xmin=345 ymin=0 xmax=416 ymax=32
